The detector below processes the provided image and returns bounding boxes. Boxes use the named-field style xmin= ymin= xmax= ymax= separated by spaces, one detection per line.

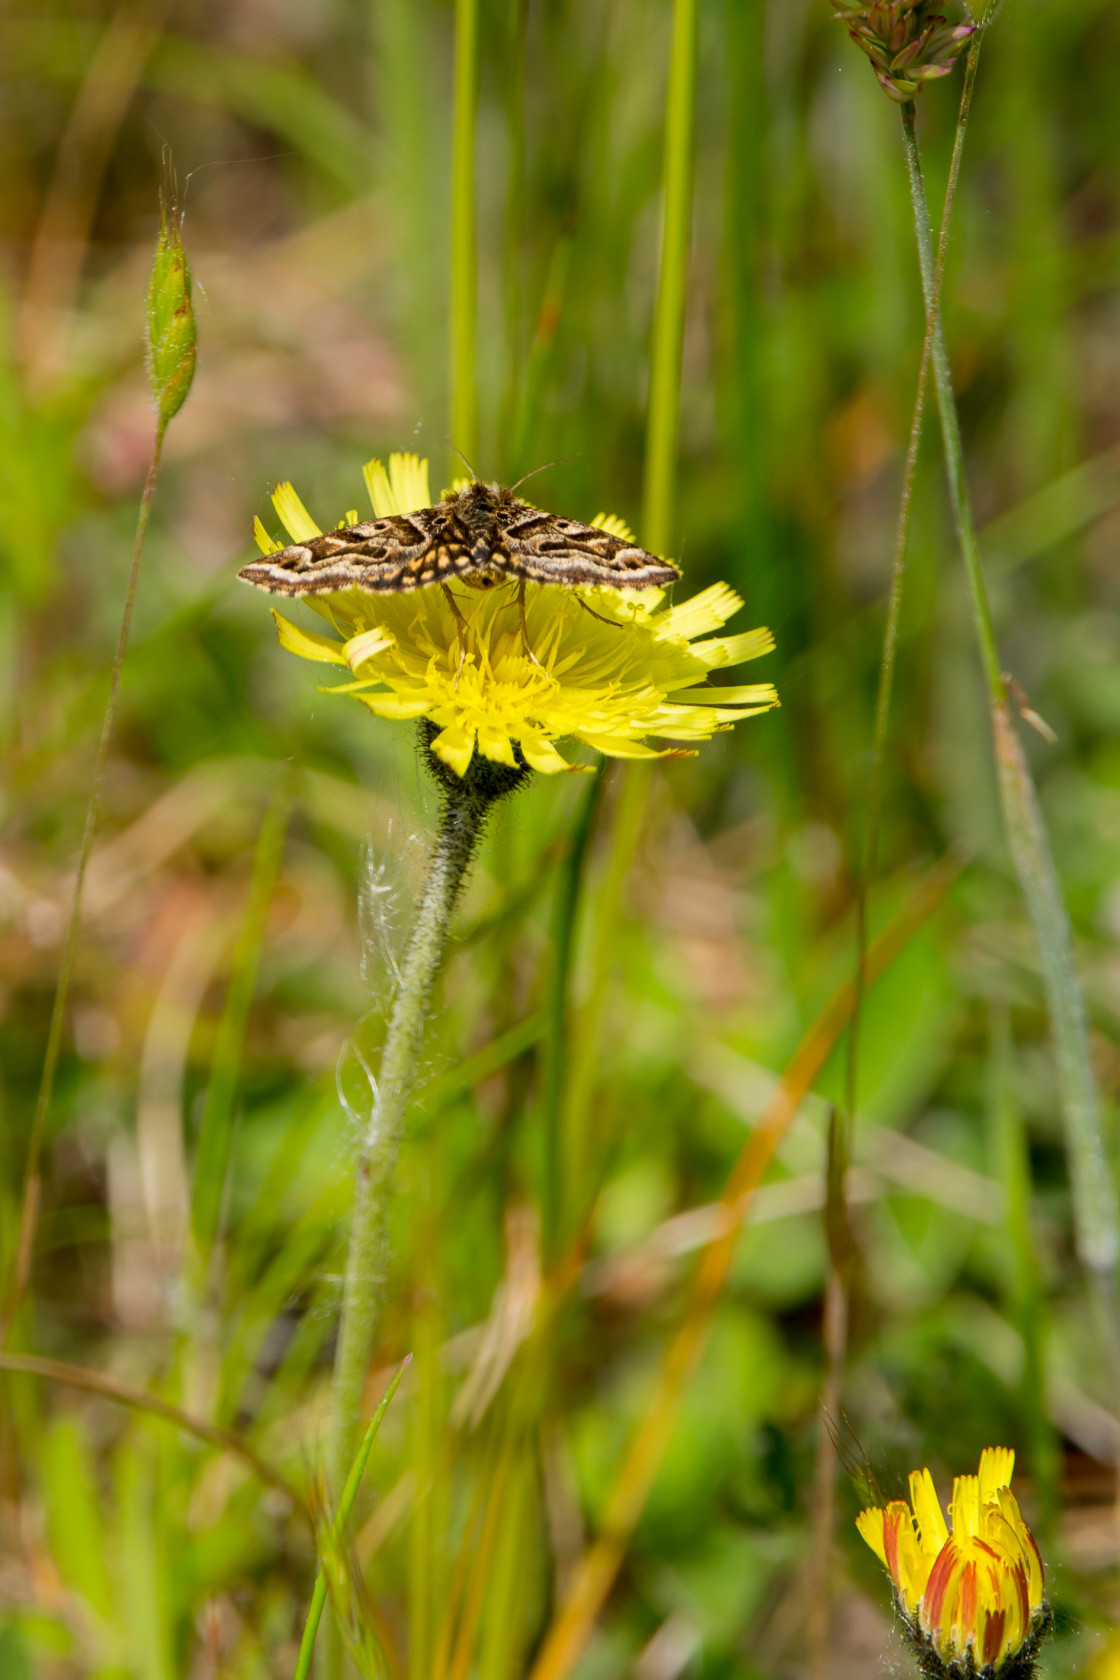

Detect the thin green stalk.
xmin=558 ymin=0 xmax=701 ymax=1279
xmin=806 ymin=1109 xmax=851 ymax=1680
xmin=295 ymin=1359 xmax=410 ymax=1680
xmin=848 ymin=31 xmax=986 ymax=1123
xmin=327 ymin=768 xmax=501 ymax=1507
xmin=899 ymin=108 xmax=1120 ymax=1299
xmin=449 ymin=0 xmax=480 ymax=470
xmin=498 ymin=0 xmax=530 ymax=476
xmin=374 ymin=0 xmax=445 ymax=430
xmin=815 ymin=53 xmax=989 ymax=1672
xmin=641 ymin=0 xmax=699 ymax=557
xmin=1 ymin=422 xmax=166 ymax=1342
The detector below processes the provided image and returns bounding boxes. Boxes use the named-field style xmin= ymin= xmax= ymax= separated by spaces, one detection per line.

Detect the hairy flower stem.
xmin=320 ymin=751 xmax=516 ymax=1680
xmin=900 ymin=107 xmax=1120 ymax=1323
xmin=1 ymin=422 xmax=166 ymax=1342
xmin=326 ymin=765 xmax=503 ymax=1515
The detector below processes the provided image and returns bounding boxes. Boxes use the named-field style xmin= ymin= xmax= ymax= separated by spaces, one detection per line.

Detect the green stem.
xmin=899 ymin=107 xmax=1120 ymax=1293
xmin=826 ymin=43 xmax=990 ymax=1662
xmin=1 ymin=419 xmax=167 ymax=1342
xmin=641 ymin=0 xmax=699 ymax=557
xmin=326 ymin=767 xmax=497 ymax=1508
xmin=900 ymin=106 xmax=1004 ymax=701
xmin=295 ymin=1359 xmax=409 ymax=1680
xmin=320 ymin=762 xmax=502 ymax=1680
xmin=848 ymin=30 xmax=986 ymax=1126
xmin=449 ymin=0 xmax=480 ymax=470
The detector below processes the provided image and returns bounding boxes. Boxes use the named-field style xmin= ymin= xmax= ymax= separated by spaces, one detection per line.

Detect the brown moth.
xmin=238 ymin=480 xmax=680 ymax=598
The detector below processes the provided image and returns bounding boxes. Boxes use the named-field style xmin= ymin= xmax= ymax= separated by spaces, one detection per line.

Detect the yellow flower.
xmin=857 ymin=1448 xmax=1049 ymax=1675
xmin=253 ymin=454 xmax=778 ymax=778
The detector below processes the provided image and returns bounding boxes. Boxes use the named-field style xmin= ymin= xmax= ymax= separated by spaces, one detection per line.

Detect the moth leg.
xmin=575 ymin=594 xmax=623 ymax=629
xmin=441 ymin=584 xmax=470 ymax=686
xmin=517 ymin=580 xmax=546 ymax=672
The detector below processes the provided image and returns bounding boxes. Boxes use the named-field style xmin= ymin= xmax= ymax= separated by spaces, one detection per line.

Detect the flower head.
xmin=252 ymin=454 xmax=778 ymax=778
xmin=857 ymin=1448 xmax=1051 ymax=1678
xmin=834 ymin=1 xmax=976 ymax=103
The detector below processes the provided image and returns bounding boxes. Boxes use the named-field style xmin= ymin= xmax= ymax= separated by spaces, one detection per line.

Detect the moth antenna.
xmin=509 ymin=454 xmax=580 ymax=494
xmin=448 ymin=442 xmax=480 ymax=482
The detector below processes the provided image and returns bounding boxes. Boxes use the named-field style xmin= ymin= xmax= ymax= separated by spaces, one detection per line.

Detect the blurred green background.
xmin=1 ymin=0 xmax=1119 ymax=1675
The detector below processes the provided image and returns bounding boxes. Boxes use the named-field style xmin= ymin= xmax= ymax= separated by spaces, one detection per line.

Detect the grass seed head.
xmin=834 ymin=1 xmax=976 ymax=102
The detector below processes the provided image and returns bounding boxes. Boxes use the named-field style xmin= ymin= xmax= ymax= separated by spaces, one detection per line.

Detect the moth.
xmin=238 ymin=480 xmax=680 ymax=599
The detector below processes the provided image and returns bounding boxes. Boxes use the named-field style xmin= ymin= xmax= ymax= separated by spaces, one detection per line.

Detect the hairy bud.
xmin=146 ymin=186 xmax=196 ymax=426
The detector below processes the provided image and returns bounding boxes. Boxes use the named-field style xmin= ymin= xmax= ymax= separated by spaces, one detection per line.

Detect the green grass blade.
xmin=449 ymin=0 xmax=480 ymax=469
xmin=294 ymin=1358 xmax=411 ymax=1680
xmin=900 ymin=108 xmax=1120 ymax=1303
xmin=987 ymin=1005 xmax=1060 ymax=1537
xmin=641 ymin=0 xmax=699 ymax=556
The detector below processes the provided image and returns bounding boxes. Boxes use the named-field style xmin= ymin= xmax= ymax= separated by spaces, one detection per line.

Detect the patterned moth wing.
xmin=238 ymin=482 xmax=680 ymax=597
xmin=493 ymin=493 xmax=680 ymax=589
xmin=238 ymin=504 xmax=478 ymax=597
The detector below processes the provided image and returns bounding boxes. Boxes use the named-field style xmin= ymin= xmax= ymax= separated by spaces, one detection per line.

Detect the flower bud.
xmin=146 ymin=187 xmax=196 ymax=426
xmin=857 ymin=1448 xmax=1053 ymax=1679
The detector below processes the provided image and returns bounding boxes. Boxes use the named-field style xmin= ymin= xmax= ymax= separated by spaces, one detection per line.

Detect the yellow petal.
xmin=345 ymin=627 xmax=395 ymax=670
xmin=520 ymin=735 xmax=571 ymax=774
xmin=856 ymin=1506 xmax=887 ymax=1566
xmin=950 ymin=1474 xmax=981 ymax=1539
xmin=430 ymin=724 xmax=476 ymax=776
xmin=271 ymin=482 xmax=322 ymax=542
xmin=978 ymin=1447 xmax=1015 ymax=1503
xmin=356 ymin=694 xmax=434 ymax=720
xmin=994 ymin=1488 xmax=1044 ymax=1606
xmin=709 ymin=699 xmax=778 ymax=721
xmin=883 ymin=1501 xmax=931 ymax=1608
xmin=590 ymin=511 xmax=637 ymax=544
xmin=477 ymin=724 xmax=516 ymax=766
xmin=363 ymin=458 xmax=397 ymax=517
xmin=577 ymin=734 xmax=664 ymax=759
xmin=670 ymin=682 xmax=780 ymax=705
xmin=271 ymin=609 xmax=348 ymax=665
xmin=694 ymin=626 xmax=775 ymax=669
xmin=909 ymin=1468 xmax=949 ymax=1557
xmin=657 ymin=582 xmax=743 ymax=640
xmin=389 ymin=452 xmax=431 ymax=515
xmin=253 ymin=515 xmax=282 ymax=556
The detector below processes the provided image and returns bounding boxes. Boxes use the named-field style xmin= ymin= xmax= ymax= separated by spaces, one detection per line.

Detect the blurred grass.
xmin=0 ymin=1 xmax=1119 ymax=1677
